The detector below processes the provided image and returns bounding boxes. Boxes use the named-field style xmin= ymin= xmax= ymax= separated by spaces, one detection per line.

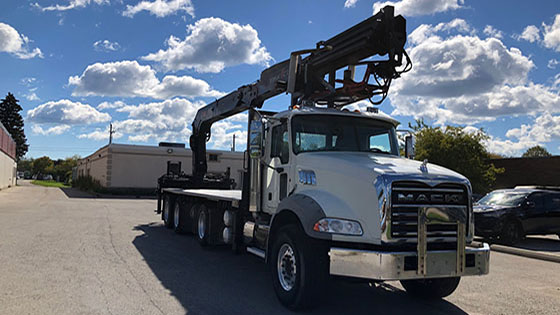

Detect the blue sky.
xmin=1 ymin=0 xmax=559 ymax=159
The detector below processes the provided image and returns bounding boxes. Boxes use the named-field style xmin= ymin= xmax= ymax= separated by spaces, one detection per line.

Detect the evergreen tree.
xmin=0 ymin=93 xmax=29 ymax=161
xmin=522 ymin=145 xmax=551 ymax=158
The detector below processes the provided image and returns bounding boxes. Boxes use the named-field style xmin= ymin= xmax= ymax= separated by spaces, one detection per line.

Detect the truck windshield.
xmin=476 ymin=191 xmax=527 ymax=207
xmin=291 ymin=114 xmax=398 ymax=155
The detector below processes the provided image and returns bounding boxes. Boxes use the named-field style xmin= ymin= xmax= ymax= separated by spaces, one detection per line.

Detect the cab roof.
xmin=272 ymin=106 xmax=400 ymax=127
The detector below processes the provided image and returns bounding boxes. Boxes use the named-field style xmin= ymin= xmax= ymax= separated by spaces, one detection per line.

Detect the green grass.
xmin=31 ymin=180 xmax=70 ymax=188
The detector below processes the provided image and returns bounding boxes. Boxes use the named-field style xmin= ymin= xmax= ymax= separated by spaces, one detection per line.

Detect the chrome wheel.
xmin=277 ymin=243 xmax=297 ymax=291
xmin=198 ymin=210 xmax=207 ymax=240
xmin=174 ymin=203 xmax=180 ymax=229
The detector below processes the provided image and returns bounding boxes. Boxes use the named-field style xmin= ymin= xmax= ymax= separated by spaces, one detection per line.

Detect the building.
xmin=0 ymin=122 xmax=17 ymax=190
xmin=76 ymin=143 xmax=244 ymax=192
xmin=490 ymin=156 xmax=560 ymax=189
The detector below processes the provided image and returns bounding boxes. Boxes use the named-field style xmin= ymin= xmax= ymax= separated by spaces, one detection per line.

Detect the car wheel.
xmin=162 ymin=195 xmax=174 ymax=229
xmin=270 ymin=224 xmax=328 ymax=310
xmin=501 ymin=221 xmax=523 ymax=245
xmin=400 ymin=277 xmax=461 ymax=299
xmin=197 ymin=205 xmax=209 ymax=246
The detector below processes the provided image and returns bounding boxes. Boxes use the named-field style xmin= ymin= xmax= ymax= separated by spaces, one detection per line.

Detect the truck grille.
xmin=390 ymin=181 xmax=468 ymax=242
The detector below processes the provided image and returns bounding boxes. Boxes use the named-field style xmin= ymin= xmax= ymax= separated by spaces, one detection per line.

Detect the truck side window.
xmin=544 ymin=193 xmax=560 ymax=211
xmin=271 ymin=124 xmax=289 ymax=164
xmin=527 ymin=193 xmax=545 ymax=210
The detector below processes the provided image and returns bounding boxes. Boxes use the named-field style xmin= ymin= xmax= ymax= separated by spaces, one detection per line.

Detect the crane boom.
xmin=190 ymin=6 xmax=410 ymax=183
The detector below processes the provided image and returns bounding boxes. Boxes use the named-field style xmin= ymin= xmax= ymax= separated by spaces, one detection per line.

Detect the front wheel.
xmin=270 ymin=225 xmax=328 ymax=310
xmin=400 ymin=277 xmax=461 ymax=299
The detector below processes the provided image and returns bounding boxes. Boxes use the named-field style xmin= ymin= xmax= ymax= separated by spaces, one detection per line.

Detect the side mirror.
xmin=249 ymin=119 xmax=264 ymax=159
xmin=405 ymin=135 xmax=415 ymax=159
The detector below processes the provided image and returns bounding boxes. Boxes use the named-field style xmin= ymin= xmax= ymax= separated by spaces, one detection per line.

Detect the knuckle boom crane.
xmin=154 ymin=6 xmax=488 ymax=310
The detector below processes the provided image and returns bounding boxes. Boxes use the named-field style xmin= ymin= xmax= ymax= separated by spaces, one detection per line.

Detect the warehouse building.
xmin=0 ymin=122 xmax=17 ymax=190
xmin=76 ymin=143 xmax=244 ymax=192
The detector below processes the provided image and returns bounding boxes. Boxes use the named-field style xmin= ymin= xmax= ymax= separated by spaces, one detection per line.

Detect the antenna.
xmin=109 ymin=123 xmax=114 ymax=144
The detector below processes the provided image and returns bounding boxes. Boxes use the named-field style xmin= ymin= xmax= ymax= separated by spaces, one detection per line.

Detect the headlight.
xmin=298 ymin=170 xmax=316 ymax=185
xmin=313 ymin=218 xmax=363 ymax=236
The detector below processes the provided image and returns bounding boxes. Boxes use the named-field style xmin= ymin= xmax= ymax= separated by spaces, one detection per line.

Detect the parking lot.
xmin=1 ymin=182 xmax=559 ymax=315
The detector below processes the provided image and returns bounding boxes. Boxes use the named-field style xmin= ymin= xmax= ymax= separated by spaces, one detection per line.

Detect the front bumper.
xmin=329 ymin=242 xmax=490 ymax=281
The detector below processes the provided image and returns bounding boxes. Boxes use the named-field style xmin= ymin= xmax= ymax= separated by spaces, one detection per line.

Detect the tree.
xmin=32 ymin=156 xmax=53 ymax=176
xmin=410 ymin=120 xmax=503 ymax=194
xmin=522 ymin=145 xmax=551 ymax=158
xmin=52 ymin=156 xmax=79 ymax=182
xmin=0 ymin=93 xmax=28 ymax=161
xmin=17 ymin=158 xmax=33 ymax=172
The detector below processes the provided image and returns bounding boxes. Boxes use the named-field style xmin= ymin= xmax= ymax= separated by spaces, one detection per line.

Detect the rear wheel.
xmin=270 ymin=224 xmax=328 ymax=310
xmin=162 ymin=195 xmax=174 ymax=229
xmin=400 ymin=277 xmax=461 ymax=299
xmin=173 ymin=202 xmax=185 ymax=233
xmin=501 ymin=221 xmax=523 ymax=245
xmin=197 ymin=205 xmax=209 ymax=246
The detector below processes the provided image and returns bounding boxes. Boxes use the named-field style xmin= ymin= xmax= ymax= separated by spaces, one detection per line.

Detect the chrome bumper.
xmin=329 ymin=243 xmax=490 ymax=281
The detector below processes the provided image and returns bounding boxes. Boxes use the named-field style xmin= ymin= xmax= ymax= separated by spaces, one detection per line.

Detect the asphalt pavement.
xmin=1 ymin=182 xmax=559 ymax=315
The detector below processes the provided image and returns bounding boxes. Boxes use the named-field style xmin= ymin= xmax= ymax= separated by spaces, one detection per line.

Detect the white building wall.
xmin=77 ymin=144 xmax=244 ymax=189
xmin=0 ymin=151 xmax=16 ymax=190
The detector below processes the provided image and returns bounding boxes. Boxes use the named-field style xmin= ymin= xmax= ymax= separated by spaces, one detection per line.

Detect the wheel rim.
xmin=198 ymin=210 xmax=206 ymax=240
xmin=163 ymin=200 xmax=169 ymax=223
xmin=174 ymin=204 xmax=180 ymax=228
xmin=277 ymin=243 xmax=297 ymax=291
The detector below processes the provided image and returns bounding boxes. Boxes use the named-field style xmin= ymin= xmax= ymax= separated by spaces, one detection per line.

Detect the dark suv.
xmin=474 ymin=187 xmax=560 ymax=244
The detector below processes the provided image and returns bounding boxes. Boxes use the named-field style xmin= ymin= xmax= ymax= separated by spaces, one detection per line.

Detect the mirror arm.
xmin=260 ymin=159 xmax=283 ymax=173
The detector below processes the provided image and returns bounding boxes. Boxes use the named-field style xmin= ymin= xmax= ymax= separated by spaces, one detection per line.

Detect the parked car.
xmin=474 ymin=186 xmax=560 ymax=244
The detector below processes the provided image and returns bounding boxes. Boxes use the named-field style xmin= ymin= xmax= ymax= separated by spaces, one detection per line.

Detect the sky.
xmin=0 ymin=0 xmax=559 ymax=159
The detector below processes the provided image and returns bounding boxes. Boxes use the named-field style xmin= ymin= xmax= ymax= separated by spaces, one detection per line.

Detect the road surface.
xmin=1 ymin=182 xmax=559 ymax=314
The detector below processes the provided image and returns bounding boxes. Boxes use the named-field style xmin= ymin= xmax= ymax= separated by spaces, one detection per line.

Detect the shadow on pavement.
xmin=59 ymin=187 xmax=156 ymax=200
xmin=132 ymin=223 xmax=467 ymax=315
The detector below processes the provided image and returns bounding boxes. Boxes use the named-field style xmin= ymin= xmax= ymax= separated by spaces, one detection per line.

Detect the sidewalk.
xmin=487 ymin=235 xmax=560 ymax=263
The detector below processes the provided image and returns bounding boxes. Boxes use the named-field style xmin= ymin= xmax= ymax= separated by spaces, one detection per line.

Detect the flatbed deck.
xmin=163 ymin=188 xmax=242 ymax=202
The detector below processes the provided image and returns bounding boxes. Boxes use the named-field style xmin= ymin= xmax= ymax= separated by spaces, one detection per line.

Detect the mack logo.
xmin=397 ymin=193 xmax=463 ymax=204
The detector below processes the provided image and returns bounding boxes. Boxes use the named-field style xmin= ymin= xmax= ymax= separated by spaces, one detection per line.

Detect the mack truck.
xmin=155 ymin=6 xmax=490 ymax=310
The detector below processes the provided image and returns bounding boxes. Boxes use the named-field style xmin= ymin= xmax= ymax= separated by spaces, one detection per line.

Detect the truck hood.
xmin=297 ymin=152 xmax=467 ymax=181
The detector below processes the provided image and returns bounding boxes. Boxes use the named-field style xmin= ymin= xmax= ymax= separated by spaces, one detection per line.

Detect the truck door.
xmin=263 ymin=122 xmax=290 ymax=214
xmin=543 ymin=193 xmax=560 ymax=233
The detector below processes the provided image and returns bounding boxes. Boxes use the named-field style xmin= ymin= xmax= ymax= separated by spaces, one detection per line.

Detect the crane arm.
xmin=190 ymin=6 xmax=410 ymax=183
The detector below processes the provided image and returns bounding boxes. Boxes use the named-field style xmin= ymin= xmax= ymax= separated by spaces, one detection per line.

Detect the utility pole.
xmin=231 ymin=133 xmax=236 ymax=152
xmin=109 ymin=123 xmax=114 ymax=144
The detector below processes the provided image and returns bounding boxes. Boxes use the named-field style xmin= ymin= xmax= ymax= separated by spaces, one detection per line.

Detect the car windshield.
xmin=291 ymin=114 xmax=398 ymax=155
xmin=476 ymin=191 xmax=527 ymax=206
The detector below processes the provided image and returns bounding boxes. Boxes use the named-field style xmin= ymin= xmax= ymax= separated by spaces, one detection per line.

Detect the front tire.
xmin=400 ymin=277 xmax=461 ymax=299
xmin=162 ymin=195 xmax=174 ymax=229
xmin=501 ymin=220 xmax=523 ymax=245
xmin=270 ymin=224 xmax=327 ymax=310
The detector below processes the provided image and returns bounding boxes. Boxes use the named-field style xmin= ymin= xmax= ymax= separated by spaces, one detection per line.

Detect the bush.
xmin=72 ymin=175 xmax=105 ymax=193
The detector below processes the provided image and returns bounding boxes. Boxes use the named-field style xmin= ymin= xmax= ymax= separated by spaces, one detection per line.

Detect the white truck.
xmin=155 ymin=6 xmax=490 ymax=310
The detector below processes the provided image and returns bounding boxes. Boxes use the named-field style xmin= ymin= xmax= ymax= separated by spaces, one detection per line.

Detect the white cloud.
xmin=68 ymin=60 xmax=223 ymax=98
xmin=515 ymin=25 xmax=541 ymax=43
xmin=543 ymin=14 xmax=560 ymax=52
xmin=548 ymin=59 xmax=559 ymax=69
xmin=483 ymin=25 xmax=503 ymax=39
xmin=32 ymin=0 xmax=109 ymax=12
xmin=93 ymin=39 xmax=121 ymax=52
xmin=25 ymin=92 xmax=40 ymax=101
xmin=78 ymin=127 xmax=122 ymax=141
xmin=32 ymin=124 xmax=71 ymax=135
xmin=389 ymin=20 xmax=560 ymax=125
xmin=96 ymin=100 xmax=126 ymax=110
xmin=123 ymin=0 xmax=194 ymax=18
xmin=0 ymin=23 xmax=43 ymax=59
xmin=143 ymin=17 xmax=272 ymax=73
xmin=27 ymin=99 xmax=111 ymax=125
xmin=344 ymin=0 xmax=358 ymax=8
xmin=20 ymin=77 xmax=36 ymax=86
xmin=373 ymin=0 xmax=463 ymax=16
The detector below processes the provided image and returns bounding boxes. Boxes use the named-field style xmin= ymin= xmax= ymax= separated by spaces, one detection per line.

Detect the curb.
xmin=490 ymin=244 xmax=560 ymax=264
